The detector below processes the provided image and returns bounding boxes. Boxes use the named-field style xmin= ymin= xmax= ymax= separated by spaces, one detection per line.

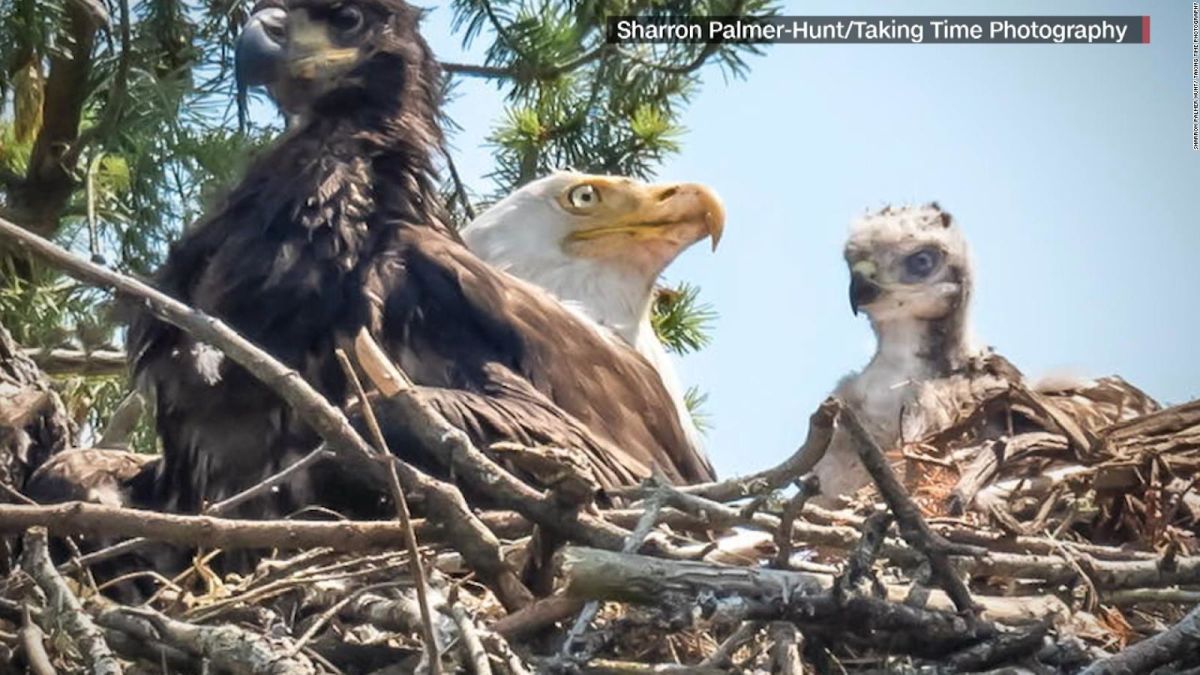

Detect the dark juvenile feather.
xmin=127 ymin=0 xmax=711 ymax=524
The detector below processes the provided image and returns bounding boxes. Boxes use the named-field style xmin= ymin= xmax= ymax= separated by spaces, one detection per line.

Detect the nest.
xmin=0 ymin=382 xmax=1197 ymax=675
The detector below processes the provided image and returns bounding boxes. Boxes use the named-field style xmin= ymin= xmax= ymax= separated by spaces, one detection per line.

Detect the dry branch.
xmin=841 ymin=404 xmax=982 ymax=616
xmin=336 ymin=346 xmax=441 ymax=672
xmin=20 ymin=528 xmax=122 ymax=675
xmin=1081 ymin=603 xmax=1200 ymax=675
xmin=613 ymin=398 xmax=839 ymax=503
xmin=18 ymin=608 xmax=56 ymax=675
xmin=97 ymin=606 xmax=318 ymax=675
xmin=559 ymin=546 xmax=1004 ymax=653
xmin=22 ymin=348 xmax=126 ymax=377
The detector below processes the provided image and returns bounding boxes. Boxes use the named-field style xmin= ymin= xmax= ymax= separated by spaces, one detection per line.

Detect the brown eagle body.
xmin=129 ymin=0 xmax=709 ymax=518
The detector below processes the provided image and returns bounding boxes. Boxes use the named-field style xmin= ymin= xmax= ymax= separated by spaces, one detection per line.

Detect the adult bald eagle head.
xmin=131 ymin=0 xmax=712 ymax=522
xmin=461 ymin=172 xmax=725 ymax=451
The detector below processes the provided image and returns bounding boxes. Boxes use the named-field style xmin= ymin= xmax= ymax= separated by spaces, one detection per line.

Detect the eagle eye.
xmin=567 ymin=184 xmax=600 ymax=210
xmin=903 ymin=248 xmax=942 ymax=280
xmin=329 ymin=4 xmax=364 ymax=35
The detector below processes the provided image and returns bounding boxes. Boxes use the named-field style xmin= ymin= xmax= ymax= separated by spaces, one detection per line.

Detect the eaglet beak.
xmin=849 ymin=260 xmax=882 ymax=316
xmin=235 ymin=7 xmax=287 ymax=91
xmin=286 ymin=11 xmax=359 ymax=82
xmin=568 ymin=182 xmax=726 ymax=251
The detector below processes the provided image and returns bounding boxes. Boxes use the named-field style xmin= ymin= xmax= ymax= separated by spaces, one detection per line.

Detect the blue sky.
xmin=420 ymin=0 xmax=1199 ymax=477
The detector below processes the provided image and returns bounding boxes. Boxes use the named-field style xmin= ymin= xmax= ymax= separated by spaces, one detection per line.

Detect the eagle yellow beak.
xmin=286 ymin=11 xmax=360 ymax=81
xmin=566 ymin=180 xmax=726 ymax=252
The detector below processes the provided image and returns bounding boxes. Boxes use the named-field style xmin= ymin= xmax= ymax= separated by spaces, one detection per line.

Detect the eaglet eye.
xmin=903 ymin=248 xmax=942 ymax=280
xmin=567 ymin=184 xmax=600 ymax=210
xmin=329 ymin=4 xmax=364 ymax=35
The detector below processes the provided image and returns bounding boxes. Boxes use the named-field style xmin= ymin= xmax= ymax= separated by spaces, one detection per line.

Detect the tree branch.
xmin=442 ymin=62 xmax=513 ymax=79
xmin=1080 ymin=603 xmax=1200 ymax=675
xmin=21 ymin=528 xmax=122 ymax=675
xmin=841 ymin=403 xmax=983 ymax=618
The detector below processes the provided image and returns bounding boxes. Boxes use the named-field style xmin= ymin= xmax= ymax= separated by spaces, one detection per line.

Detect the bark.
xmin=20 ymin=528 xmax=122 ymax=675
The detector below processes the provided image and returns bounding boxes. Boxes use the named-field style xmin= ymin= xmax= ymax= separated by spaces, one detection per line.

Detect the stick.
xmin=448 ymin=605 xmax=493 ymax=675
xmin=336 ymin=348 xmax=441 ymax=674
xmin=491 ymin=595 xmax=586 ymax=640
xmin=2 ymin=502 xmax=411 ymax=550
xmin=205 ymin=445 xmax=336 ymax=516
xmin=699 ymin=621 xmax=762 ymax=668
xmin=559 ymin=546 xmax=996 ymax=652
xmin=22 ymin=348 xmax=126 ymax=377
xmin=841 ymin=404 xmax=982 ymax=617
xmin=20 ymin=528 xmax=122 ymax=675
xmin=773 ymin=474 xmax=821 ymax=569
xmin=768 ymin=622 xmax=805 ymax=675
xmin=560 ymin=491 xmax=667 ymax=662
xmin=97 ymin=606 xmax=318 ymax=675
xmin=1081 ymin=603 xmax=1200 ymax=675
xmin=18 ymin=607 xmax=56 ymax=675
xmin=612 ymin=398 xmax=839 ymax=502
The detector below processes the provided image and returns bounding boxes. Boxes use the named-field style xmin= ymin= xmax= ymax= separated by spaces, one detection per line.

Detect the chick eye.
xmin=903 ymin=248 xmax=942 ymax=279
xmin=567 ymin=184 xmax=600 ymax=210
xmin=329 ymin=4 xmax=363 ymax=34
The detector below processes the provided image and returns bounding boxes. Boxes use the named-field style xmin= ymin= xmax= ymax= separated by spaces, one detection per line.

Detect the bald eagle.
xmin=130 ymin=0 xmax=713 ymax=520
xmin=816 ymin=204 xmax=1157 ymax=503
xmin=461 ymin=171 xmax=725 ymax=454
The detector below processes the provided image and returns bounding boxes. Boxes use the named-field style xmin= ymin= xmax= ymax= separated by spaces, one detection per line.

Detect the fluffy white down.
xmin=815 ymin=204 xmax=976 ymax=502
xmin=461 ymin=173 xmax=705 ymax=452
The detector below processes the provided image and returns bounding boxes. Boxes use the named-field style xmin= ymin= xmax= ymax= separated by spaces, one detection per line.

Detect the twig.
xmin=772 ymin=474 xmax=821 ymax=569
xmin=448 ymin=604 xmax=493 ymax=675
xmin=837 ymin=510 xmax=893 ymax=599
xmin=22 ymin=348 xmax=127 ymax=376
xmin=840 ymin=404 xmax=982 ymax=618
xmin=560 ymin=491 xmax=667 ymax=661
xmin=1081 ymin=603 xmax=1200 ymax=675
xmin=442 ymin=144 xmax=477 ymax=221
xmin=1 ymin=502 xmax=410 ymax=550
xmin=18 ymin=607 xmax=56 ymax=675
xmin=205 ymin=444 xmax=335 ymax=516
xmin=560 ymin=546 xmax=997 ymax=651
xmin=941 ymin=622 xmax=1050 ymax=672
xmin=612 ymin=398 xmax=839 ymax=503
xmin=1102 ymin=588 xmax=1200 ymax=606
xmin=336 ymin=347 xmax=441 ymax=674
xmin=491 ymin=595 xmax=586 ymax=640
xmin=699 ymin=621 xmax=762 ymax=668
xmin=768 ymin=622 xmax=805 ymax=675
xmin=21 ymin=528 xmax=122 ymax=675
xmin=98 ymin=606 xmax=318 ymax=675
xmin=291 ymin=581 xmax=408 ymax=657
xmin=441 ymin=61 xmax=513 ymax=79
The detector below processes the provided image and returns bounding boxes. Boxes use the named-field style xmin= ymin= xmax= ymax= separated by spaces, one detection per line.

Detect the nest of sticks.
xmin=0 ymin=387 xmax=1197 ymax=674
xmin=0 ymin=217 xmax=1199 ymax=674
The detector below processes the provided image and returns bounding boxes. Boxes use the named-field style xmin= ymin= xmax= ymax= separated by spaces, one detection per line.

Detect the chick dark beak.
xmin=234 ymin=6 xmax=287 ymax=128
xmin=235 ymin=7 xmax=287 ymax=92
xmin=849 ymin=271 xmax=881 ymax=316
